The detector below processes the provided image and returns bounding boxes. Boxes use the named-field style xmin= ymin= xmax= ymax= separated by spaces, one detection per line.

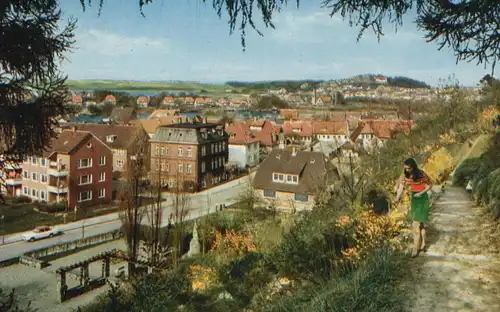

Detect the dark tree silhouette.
xmin=0 ymin=1 xmax=76 ymax=162
xmin=82 ymin=0 xmax=500 ymax=72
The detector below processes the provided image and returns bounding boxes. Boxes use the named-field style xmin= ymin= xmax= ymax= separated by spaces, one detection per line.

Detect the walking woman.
xmin=395 ymin=158 xmax=433 ymax=257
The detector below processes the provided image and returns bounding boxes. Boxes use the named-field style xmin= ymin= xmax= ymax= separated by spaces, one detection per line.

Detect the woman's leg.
xmin=411 ymin=221 xmax=422 ymax=257
xmin=419 ymin=222 xmax=426 ymax=251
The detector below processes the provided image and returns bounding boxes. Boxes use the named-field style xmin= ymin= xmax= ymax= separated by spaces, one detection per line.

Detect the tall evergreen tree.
xmin=0 ymin=1 xmax=75 ymax=162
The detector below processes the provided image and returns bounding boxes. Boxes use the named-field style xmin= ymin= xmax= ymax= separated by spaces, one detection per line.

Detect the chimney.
xmin=292 ymin=146 xmax=297 ymax=156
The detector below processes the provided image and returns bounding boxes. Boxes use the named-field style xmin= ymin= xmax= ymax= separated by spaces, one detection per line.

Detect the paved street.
xmin=0 ymin=174 xmax=251 ymax=262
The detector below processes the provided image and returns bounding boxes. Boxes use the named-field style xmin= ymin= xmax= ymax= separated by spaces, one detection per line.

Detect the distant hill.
xmin=338 ymin=74 xmax=431 ymax=89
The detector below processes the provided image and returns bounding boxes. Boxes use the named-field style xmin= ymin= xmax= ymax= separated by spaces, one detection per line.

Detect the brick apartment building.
xmin=60 ymin=123 xmax=150 ymax=174
xmin=150 ymin=121 xmax=229 ymax=192
xmin=20 ymin=130 xmax=113 ymax=209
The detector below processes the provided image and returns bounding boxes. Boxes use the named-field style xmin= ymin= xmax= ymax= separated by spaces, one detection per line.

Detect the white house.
xmin=226 ymin=124 xmax=260 ymax=169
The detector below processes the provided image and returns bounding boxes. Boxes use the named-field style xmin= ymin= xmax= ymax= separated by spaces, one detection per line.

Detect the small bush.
xmin=37 ymin=202 xmax=66 ymax=213
xmin=453 ymin=157 xmax=482 ymax=186
xmin=14 ymin=196 xmax=32 ymax=203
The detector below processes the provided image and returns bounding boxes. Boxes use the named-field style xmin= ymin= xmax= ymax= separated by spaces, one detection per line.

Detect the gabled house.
xmin=104 ymin=95 xmax=116 ymax=105
xmin=243 ymin=119 xmax=278 ymax=148
xmin=19 ymin=130 xmax=113 ymax=209
xmin=184 ymin=97 xmax=195 ymax=105
xmin=350 ymin=119 xmax=413 ymax=151
xmin=317 ymin=95 xmax=332 ymax=106
xmin=311 ymin=121 xmax=350 ymax=157
xmin=253 ymin=148 xmax=329 ymax=211
xmin=226 ymin=123 xmax=260 ymax=169
xmin=136 ymin=96 xmax=150 ymax=108
xmin=162 ymin=96 xmax=176 ymax=106
xmin=71 ymin=93 xmax=83 ymax=105
xmin=61 ymin=124 xmax=150 ymax=173
xmin=110 ymin=107 xmax=137 ymax=125
xmin=282 ymin=120 xmax=314 ymax=146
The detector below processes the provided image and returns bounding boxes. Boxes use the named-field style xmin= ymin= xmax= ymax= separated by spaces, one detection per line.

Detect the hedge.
xmin=452 ymin=157 xmax=482 ymax=186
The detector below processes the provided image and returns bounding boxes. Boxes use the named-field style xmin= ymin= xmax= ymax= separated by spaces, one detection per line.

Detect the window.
xmin=201 ymin=146 xmax=206 ymax=156
xmin=23 ymin=186 xmax=29 ymax=195
xmin=40 ymin=175 xmax=47 ymax=183
xmin=178 ymin=147 xmax=183 ymax=156
xmin=160 ymin=146 xmax=166 ymax=155
xmin=78 ymin=158 xmax=92 ymax=169
xmin=40 ymin=158 xmax=47 ymax=167
xmin=23 ymin=171 xmax=29 ymax=179
xmin=31 ymin=172 xmax=37 ymax=181
xmin=186 ymin=164 xmax=192 ymax=173
xmin=201 ymin=161 xmax=206 ymax=173
xmin=31 ymin=157 xmax=37 ymax=165
xmin=79 ymin=174 xmax=92 ymax=185
xmin=187 ymin=147 xmax=192 ymax=157
xmin=98 ymin=189 xmax=106 ymax=198
xmin=278 ymin=174 xmax=284 ymax=181
xmin=78 ymin=190 xmax=92 ymax=202
xmin=178 ymin=164 xmax=183 ymax=173
xmin=155 ymin=145 xmax=160 ymax=156
xmin=31 ymin=189 xmax=38 ymax=197
xmin=40 ymin=191 xmax=46 ymax=200
xmin=24 ymin=157 xmax=30 ymax=164
xmin=287 ymin=175 xmax=292 ymax=182
xmin=87 ymin=142 xmax=92 ymax=148
xmin=264 ymin=189 xmax=276 ymax=198
xmin=160 ymin=162 xmax=166 ymax=171
xmin=294 ymin=193 xmax=308 ymax=202
xmin=273 ymin=173 xmax=278 ymax=181
xmin=117 ymin=160 xmax=124 ymax=168
xmin=99 ymin=172 xmax=106 ymax=182
xmin=99 ymin=156 xmax=106 ymax=166
xmin=293 ymin=176 xmax=298 ymax=183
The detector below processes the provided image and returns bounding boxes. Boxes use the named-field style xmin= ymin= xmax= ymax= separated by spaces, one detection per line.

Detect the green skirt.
xmin=410 ymin=192 xmax=430 ymax=223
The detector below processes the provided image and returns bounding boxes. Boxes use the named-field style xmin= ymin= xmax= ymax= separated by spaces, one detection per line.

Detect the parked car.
xmin=22 ymin=226 xmax=63 ymax=242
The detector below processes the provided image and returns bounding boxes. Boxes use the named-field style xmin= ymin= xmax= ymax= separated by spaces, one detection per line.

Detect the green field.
xmin=66 ymin=80 xmax=240 ymax=93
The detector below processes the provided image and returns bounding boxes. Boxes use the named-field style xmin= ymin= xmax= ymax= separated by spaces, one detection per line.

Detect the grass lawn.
xmin=0 ymin=201 xmax=64 ymax=235
xmin=0 ymin=200 xmax=120 ymax=236
xmin=66 ymin=80 xmax=240 ymax=93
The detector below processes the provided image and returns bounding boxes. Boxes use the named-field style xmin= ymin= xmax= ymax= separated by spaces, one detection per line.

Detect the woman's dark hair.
xmin=404 ymin=158 xmax=421 ymax=180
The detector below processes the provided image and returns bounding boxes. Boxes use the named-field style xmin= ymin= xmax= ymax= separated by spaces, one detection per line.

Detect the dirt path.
xmin=405 ymin=185 xmax=500 ymax=312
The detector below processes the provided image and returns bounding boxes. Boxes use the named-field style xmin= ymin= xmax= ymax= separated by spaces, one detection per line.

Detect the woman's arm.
xmin=395 ymin=175 xmax=405 ymax=202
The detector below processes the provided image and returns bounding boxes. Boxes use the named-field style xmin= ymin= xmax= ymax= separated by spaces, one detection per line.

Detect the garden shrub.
xmin=453 ymin=157 xmax=482 ymax=186
xmin=37 ymin=201 xmax=66 ymax=213
xmin=14 ymin=196 xmax=31 ymax=203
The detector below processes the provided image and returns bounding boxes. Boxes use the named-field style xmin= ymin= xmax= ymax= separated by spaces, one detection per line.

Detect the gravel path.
xmin=404 ymin=186 xmax=500 ymax=311
xmin=0 ymin=240 xmax=127 ymax=312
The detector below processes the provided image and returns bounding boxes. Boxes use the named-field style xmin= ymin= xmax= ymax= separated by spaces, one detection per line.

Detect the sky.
xmin=59 ymin=0 xmax=491 ymax=87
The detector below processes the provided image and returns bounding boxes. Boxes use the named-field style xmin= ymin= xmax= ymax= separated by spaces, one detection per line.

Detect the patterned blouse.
xmin=399 ymin=170 xmax=432 ymax=192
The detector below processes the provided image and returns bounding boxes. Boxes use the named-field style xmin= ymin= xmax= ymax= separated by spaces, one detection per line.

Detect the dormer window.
xmin=106 ymin=135 xmax=117 ymax=143
xmin=273 ymin=172 xmax=298 ymax=184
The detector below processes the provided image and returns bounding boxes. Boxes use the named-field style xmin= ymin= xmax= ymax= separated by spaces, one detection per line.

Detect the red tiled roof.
xmin=282 ymin=120 xmax=313 ymax=137
xmin=230 ymin=121 xmax=276 ymax=147
xmin=104 ymin=95 xmax=116 ymax=102
xmin=312 ymin=121 xmax=348 ymax=135
xmin=350 ymin=120 xmax=413 ymax=141
xmin=226 ymin=124 xmax=260 ymax=145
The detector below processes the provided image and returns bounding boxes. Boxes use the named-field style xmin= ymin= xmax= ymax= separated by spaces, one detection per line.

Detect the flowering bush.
xmin=210 ymin=229 xmax=257 ymax=258
xmin=189 ymin=264 xmax=219 ymax=292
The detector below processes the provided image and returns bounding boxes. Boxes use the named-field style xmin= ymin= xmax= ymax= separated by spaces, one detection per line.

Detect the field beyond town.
xmin=65 ymin=80 xmax=237 ymax=93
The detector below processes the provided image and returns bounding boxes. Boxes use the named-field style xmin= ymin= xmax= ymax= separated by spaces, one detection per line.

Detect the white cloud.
xmin=72 ymin=29 xmax=169 ymax=56
xmin=271 ymin=9 xmax=342 ymax=43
